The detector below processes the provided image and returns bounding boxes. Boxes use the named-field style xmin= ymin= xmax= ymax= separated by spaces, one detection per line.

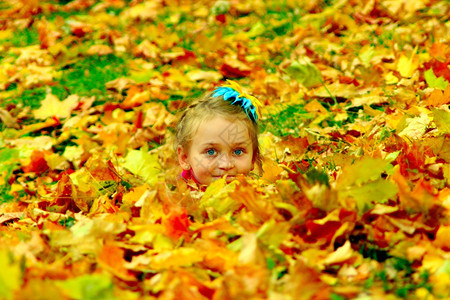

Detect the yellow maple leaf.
xmin=147 ymin=248 xmax=203 ymax=270
xmin=397 ymin=53 xmax=419 ymax=78
xmin=33 ymin=94 xmax=79 ymax=120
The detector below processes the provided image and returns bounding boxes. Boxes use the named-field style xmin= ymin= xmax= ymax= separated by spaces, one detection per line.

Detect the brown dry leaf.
xmin=86 ymin=44 xmax=113 ymax=56
xmin=37 ymin=17 xmax=60 ymax=49
xmin=133 ymin=39 xmax=160 ymax=59
xmin=0 ymin=108 xmax=19 ymax=129
xmin=68 ymin=20 xmax=94 ymax=37
xmin=0 ymin=212 xmax=24 ymax=224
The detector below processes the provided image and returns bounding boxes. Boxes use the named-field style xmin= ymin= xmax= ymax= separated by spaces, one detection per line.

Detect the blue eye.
xmin=206 ymin=149 xmax=217 ymax=156
xmin=234 ymin=149 xmax=244 ymax=155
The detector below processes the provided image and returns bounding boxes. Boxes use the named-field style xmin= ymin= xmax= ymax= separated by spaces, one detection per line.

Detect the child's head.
xmin=176 ymin=81 xmax=261 ymax=185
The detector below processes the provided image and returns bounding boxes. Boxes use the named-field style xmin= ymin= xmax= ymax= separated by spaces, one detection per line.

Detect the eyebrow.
xmin=200 ymin=141 xmax=250 ymax=148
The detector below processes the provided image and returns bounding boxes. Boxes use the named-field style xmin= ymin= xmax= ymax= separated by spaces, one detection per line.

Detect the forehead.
xmin=193 ymin=115 xmax=251 ymax=145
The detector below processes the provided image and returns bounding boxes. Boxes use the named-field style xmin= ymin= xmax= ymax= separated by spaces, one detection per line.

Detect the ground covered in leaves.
xmin=0 ymin=0 xmax=449 ymax=299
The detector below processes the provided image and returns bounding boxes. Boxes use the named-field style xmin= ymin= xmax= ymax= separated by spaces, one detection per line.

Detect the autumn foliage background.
xmin=0 ymin=0 xmax=449 ymax=299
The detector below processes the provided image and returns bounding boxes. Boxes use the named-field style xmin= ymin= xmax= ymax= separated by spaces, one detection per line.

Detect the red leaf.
xmin=23 ymin=150 xmax=49 ymax=174
xmin=219 ymin=62 xmax=251 ymax=78
xmin=164 ymin=208 xmax=191 ymax=241
xmin=424 ymin=60 xmax=450 ymax=82
xmin=305 ymin=220 xmax=341 ymax=244
xmin=338 ymin=75 xmax=360 ymax=86
xmin=215 ymin=14 xmax=227 ymax=24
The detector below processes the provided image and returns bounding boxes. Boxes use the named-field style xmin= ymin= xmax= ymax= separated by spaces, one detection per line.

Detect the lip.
xmin=213 ymin=174 xmax=236 ymax=178
xmin=212 ymin=175 xmax=236 ymax=182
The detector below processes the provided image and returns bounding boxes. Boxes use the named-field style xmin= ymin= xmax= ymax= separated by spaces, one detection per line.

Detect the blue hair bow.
xmin=212 ymin=82 xmax=261 ymax=123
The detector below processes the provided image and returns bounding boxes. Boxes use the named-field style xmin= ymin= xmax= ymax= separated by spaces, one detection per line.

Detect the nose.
xmin=218 ymin=154 xmax=234 ymax=170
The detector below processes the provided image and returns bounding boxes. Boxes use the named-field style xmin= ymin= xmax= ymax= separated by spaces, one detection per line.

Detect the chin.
xmin=216 ymin=175 xmax=237 ymax=183
xmin=225 ymin=176 xmax=237 ymax=183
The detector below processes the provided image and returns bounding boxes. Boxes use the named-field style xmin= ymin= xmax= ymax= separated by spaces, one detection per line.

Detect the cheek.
xmin=191 ymin=155 xmax=216 ymax=172
xmin=237 ymin=156 xmax=254 ymax=173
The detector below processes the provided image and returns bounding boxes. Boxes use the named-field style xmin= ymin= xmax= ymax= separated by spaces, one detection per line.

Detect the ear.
xmin=177 ymin=145 xmax=191 ymax=170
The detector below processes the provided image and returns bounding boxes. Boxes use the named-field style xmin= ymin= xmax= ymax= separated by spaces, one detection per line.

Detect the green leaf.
xmin=425 ymin=69 xmax=449 ymax=90
xmin=359 ymin=46 xmax=375 ymax=68
xmin=266 ymin=257 xmax=276 ymax=270
xmin=285 ymin=58 xmax=323 ymax=88
xmin=385 ymin=151 xmax=401 ymax=163
xmin=330 ymin=294 xmax=346 ymax=300
xmin=437 ymin=260 xmax=450 ymax=275
xmin=247 ymin=22 xmax=266 ymax=38
xmin=55 ymin=274 xmax=115 ymax=300
xmin=129 ymin=70 xmax=154 ymax=83
xmin=211 ymin=0 xmax=230 ymax=15
xmin=0 ymin=148 xmax=19 ymax=173
xmin=122 ymin=149 xmax=161 ymax=185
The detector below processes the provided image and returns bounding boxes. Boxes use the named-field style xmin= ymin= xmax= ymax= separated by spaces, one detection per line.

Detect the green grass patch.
xmin=0 ymin=147 xmax=20 ymax=203
xmin=9 ymin=27 xmax=40 ymax=47
xmin=360 ymin=244 xmax=432 ymax=298
xmin=44 ymin=10 xmax=88 ymax=21
xmin=261 ymin=103 xmax=313 ymax=137
xmin=57 ymin=54 xmax=129 ymax=103
xmin=1 ymin=87 xmax=47 ymax=110
xmin=1 ymin=54 xmax=129 ymax=109
xmin=58 ymin=216 xmax=76 ymax=228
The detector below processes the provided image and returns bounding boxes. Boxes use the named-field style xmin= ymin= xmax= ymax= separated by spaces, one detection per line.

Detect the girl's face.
xmin=178 ymin=115 xmax=254 ymax=185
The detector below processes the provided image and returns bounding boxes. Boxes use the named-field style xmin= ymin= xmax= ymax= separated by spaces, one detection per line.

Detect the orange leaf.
xmin=393 ymin=170 xmax=438 ymax=213
xmin=121 ymin=86 xmax=149 ymax=109
xmin=427 ymin=85 xmax=450 ymax=107
xmin=164 ymin=208 xmax=191 ymax=241
xmin=50 ymin=173 xmax=77 ymax=213
xmin=429 ymin=42 xmax=450 ymax=61
xmin=86 ymin=158 xmax=121 ymax=182
xmin=98 ymin=243 xmax=136 ymax=281
xmin=37 ymin=17 xmax=52 ymax=49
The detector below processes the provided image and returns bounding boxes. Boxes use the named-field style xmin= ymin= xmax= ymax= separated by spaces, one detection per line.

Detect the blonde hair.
xmin=175 ymin=92 xmax=262 ymax=170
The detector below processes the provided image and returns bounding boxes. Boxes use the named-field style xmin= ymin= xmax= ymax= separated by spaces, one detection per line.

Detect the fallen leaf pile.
xmin=0 ymin=0 xmax=449 ymax=299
